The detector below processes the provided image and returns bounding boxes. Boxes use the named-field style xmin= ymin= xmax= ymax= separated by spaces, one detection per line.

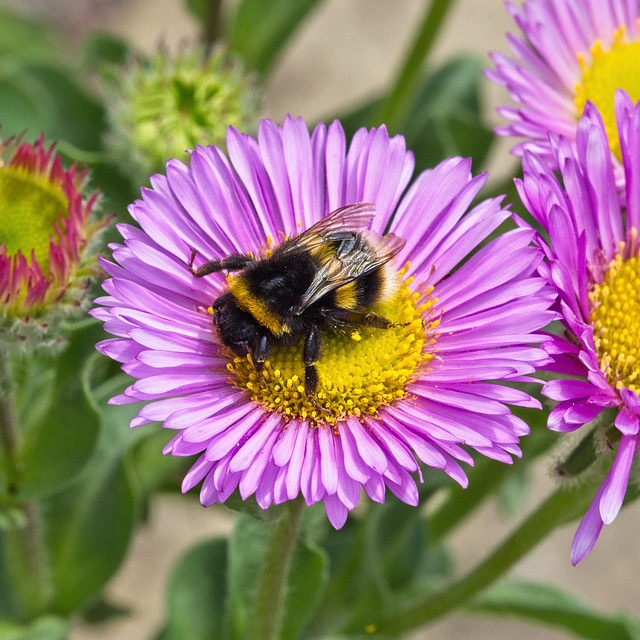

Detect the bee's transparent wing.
xmin=279 ymin=202 xmax=377 ymax=254
xmin=295 ymin=230 xmax=405 ymax=313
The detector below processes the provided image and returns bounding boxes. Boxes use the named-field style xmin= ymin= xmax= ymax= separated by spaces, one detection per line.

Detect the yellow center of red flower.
xmin=227 ymin=272 xmax=435 ymax=424
xmin=575 ymin=24 xmax=640 ymax=161
xmin=0 ymin=166 xmax=68 ymax=273
xmin=589 ymin=239 xmax=640 ymax=392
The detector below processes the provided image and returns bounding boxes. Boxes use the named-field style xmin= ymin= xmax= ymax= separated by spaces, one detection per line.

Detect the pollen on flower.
xmin=589 ymin=240 xmax=640 ymax=392
xmin=575 ymin=23 xmax=640 ymax=160
xmin=227 ymin=278 xmax=436 ymax=424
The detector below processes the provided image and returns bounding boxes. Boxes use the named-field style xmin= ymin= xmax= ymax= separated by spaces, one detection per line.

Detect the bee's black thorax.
xmin=193 ymin=202 xmax=406 ymax=397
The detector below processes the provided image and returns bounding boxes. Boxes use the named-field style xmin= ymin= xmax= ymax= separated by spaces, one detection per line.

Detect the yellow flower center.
xmin=0 ymin=166 xmax=68 ymax=273
xmin=575 ymin=23 xmax=640 ymax=160
xmin=227 ymin=275 xmax=436 ymax=425
xmin=589 ymin=239 xmax=640 ymax=392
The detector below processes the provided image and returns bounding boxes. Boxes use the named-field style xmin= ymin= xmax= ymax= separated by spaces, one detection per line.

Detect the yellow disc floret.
xmin=575 ymin=23 xmax=640 ymax=160
xmin=589 ymin=242 xmax=640 ymax=392
xmin=0 ymin=167 xmax=68 ymax=273
xmin=227 ymin=276 xmax=437 ymax=425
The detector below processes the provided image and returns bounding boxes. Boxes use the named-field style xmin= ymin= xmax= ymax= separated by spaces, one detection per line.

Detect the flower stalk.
xmin=251 ymin=497 xmax=305 ymax=640
xmin=0 ymin=352 xmax=53 ymax=619
xmin=366 ymin=482 xmax=596 ymax=636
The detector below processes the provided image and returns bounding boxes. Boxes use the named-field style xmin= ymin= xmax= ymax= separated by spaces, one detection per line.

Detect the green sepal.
xmin=165 ymin=538 xmax=229 ymax=640
xmin=220 ymin=491 xmax=286 ymax=522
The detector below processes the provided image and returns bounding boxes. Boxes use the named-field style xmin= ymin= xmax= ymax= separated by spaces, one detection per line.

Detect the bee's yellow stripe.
xmin=334 ymin=281 xmax=358 ymax=309
xmin=309 ymin=243 xmax=337 ymax=263
xmin=229 ymin=276 xmax=289 ymax=335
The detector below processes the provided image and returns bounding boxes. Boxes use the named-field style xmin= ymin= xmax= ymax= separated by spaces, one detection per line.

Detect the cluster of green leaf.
xmin=0 ymin=1 xmax=639 ymax=640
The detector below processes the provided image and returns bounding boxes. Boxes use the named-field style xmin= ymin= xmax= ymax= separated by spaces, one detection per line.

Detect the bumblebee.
xmin=188 ymin=202 xmax=406 ymax=396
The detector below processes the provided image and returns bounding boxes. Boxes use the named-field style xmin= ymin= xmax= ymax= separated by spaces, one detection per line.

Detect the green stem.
xmin=0 ymin=352 xmax=52 ymax=619
xmin=203 ymin=0 xmax=224 ymax=47
xmin=0 ymin=351 xmax=22 ymax=494
xmin=368 ymin=482 xmax=595 ymax=637
xmin=251 ymin=497 xmax=305 ymax=640
xmin=372 ymin=0 xmax=458 ymax=131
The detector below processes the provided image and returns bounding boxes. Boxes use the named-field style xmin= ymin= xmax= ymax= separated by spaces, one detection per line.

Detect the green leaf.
xmin=368 ymin=500 xmax=426 ymax=591
xmin=127 ymin=428 xmax=190 ymax=498
xmin=82 ymin=31 xmax=132 ymax=70
xmin=0 ymin=8 xmax=60 ymax=59
xmin=0 ymin=60 xmax=105 ymax=153
xmin=42 ymin=375 xmax=141 ymax=614
xmin=21 ymin=63 xmax=106 ymax=153
xmin=0 ymin=616 xmax=69 ymax=640
xmin=401 ymin=56 xmax=494 ymax=173
xmin=471 ymin=580 xmax=640 ymax=640
xmin=152 ymin=625 xmax=177 ymax=640
xmin=228 ymin=0 xmax=323 ymax=75
xmin=183 ymin=0 xmax=209 ymax=24
xmin=341 ymin=56 xmax=494 ymax=175
xmin=14 ymin=322 xmax=103 ymax=500
xmin=0 ymin=77 xmax=46 ymax=138
xmin=0 ymin=505 xmax=26 ymax=531
xmin=81 ymin=597 xmax=130 ymax=623
xmin=227 ymin=513 xmax=278 ymax=639
xmin=166 ymin=538 xmax=229 ymax=640
xmin=220 ymin=490 xmax=284 ymax=522
xmin=307 ymin=518 xmax=363 ymax=635
xmin=281 ymin=538 xmax=328 ymax=640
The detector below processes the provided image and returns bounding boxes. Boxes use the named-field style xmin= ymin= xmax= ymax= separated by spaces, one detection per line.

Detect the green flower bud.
xmin=103 ymin=43 xmax=261 ymax=183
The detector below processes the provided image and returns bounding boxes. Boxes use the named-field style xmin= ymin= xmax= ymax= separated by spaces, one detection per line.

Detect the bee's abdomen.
xmin=332 ymin=267 xmax=393 ymax=310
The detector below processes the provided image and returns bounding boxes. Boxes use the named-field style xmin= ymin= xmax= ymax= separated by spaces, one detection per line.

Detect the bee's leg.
xmin=188 ymin=249 xmax=256 ymax=277
xmin=303 ymin=326 xmax=323 ymax=396
xmin=251 ymin=334 xmax=270 ymax=388
xmin=324 ymin=308 xmax=403 ymax=328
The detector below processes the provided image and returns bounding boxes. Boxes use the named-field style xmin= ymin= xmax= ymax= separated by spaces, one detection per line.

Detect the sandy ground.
xmin=4 ymin=0 xmax=637 ymax=638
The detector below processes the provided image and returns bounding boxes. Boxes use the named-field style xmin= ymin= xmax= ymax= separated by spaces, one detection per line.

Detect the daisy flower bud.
xmin=103 ymin=43 xmax=260 ymax=184
xmin=0 ymin=134 xmax=105 ymax=349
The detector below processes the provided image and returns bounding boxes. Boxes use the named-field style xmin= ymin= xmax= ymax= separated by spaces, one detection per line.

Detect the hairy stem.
xmin=365 ymin=482 xmax=595 ymax=636
xmin=251 ymin=497 xmax=305 ymax=640
xmin=0 ymin=352 xmax=52 ymax=619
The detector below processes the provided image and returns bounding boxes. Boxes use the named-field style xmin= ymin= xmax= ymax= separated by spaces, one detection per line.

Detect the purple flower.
xmin=486 ymin=0 xmax=639 ymax=183
xmin=516 ymin=90 xmax=640 ymax=563
xmin=92 ymin=116 xmax=554 ymax=527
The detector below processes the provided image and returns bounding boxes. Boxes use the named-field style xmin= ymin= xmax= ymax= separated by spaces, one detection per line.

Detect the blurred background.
xmin=0 ymin=1 xmax=636 ymax=638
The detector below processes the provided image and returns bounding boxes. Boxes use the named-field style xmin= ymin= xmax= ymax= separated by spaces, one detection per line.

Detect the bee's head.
xmin=212 ymin=292 xmax=262 ymax=357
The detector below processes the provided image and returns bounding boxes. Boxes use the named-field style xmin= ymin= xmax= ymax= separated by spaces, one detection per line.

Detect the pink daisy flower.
xmin=516 ymin=90 xmax=640 ymax=563
xmin=92 ymin=116 xmax=555 ymax=527
xmin=487 ymin=0 xmax=640 ymax=183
